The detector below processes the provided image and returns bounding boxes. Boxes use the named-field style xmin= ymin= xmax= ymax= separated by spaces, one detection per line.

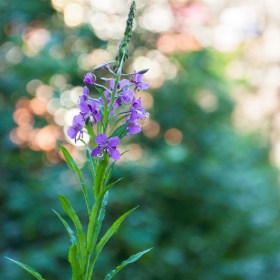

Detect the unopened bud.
xmin=138 ymin=68 xmax=149 ymax=74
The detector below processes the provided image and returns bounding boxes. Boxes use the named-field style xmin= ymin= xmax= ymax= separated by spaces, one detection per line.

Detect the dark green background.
xmin=1 ymin=1 xmax=280 ymax=279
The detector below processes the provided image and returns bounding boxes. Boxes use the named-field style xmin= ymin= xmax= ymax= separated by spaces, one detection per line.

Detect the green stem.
xmin=85 ymin=122 xmax=96 ymax=148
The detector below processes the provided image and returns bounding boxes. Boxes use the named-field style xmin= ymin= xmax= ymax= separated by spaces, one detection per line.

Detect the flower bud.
xmin=138 ymin=68 xmax=149 ymax=74
xmin=83 ymin=73 xmax=96 ymax=85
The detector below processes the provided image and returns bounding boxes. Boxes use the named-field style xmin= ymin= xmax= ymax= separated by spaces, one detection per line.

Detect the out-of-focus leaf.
xmin=59 ymin=145 xmax=90 ymax=214
xmin=68 ymin=244 xmax=82 ymax=280
xmin=88 ymin=206 xmax=138 ymax=276
xmin=58 ymin=194 xmax=87 ymax=273
xmin=5 ymin=258 xmax=45 ymax=280
xmin=53 ymin=209 xmax=77 ymax=245
xmin=104 ymin=248 xmax=152 ymax=279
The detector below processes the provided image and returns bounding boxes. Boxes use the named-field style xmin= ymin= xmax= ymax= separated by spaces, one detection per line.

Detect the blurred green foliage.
xmin=1 ymin=1 xmax=280 ymax=280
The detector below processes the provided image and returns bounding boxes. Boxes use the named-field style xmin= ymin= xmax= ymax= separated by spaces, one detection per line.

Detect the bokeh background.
xmin=2 ymin=0 xmax=280 ymax=279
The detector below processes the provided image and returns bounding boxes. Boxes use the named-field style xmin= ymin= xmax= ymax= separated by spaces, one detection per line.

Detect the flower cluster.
xmin=67 ymin=63 xmax=149 ymax=160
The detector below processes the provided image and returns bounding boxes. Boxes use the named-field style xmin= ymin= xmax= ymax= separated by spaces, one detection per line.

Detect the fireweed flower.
xmin=83 ymin=72 xmax=96 ymax=85
xmin=91 ymin=133 xmax=121 ymax=160
xmin=67 ymin=114 xmax=85 ymax=142
xmin=128 ymin=96 xmax=149 ymax=122
xmin=79 ymin=99 xmax=102 ymax=125
xmin=131 ymin=70 xmax=149 ymax=91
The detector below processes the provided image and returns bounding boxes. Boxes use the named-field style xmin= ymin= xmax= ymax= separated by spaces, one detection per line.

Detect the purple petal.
xmin=109 ymin=149 xmax=120 ymax=160
xmin=109 ymin=79 xmax=116 ymax=91
xmin=67 ymin=127 xmax=78 ymax=139
xmin=119 ymin=79 xmax=130 ymax=88
xmin=95 ymin=133 xmax=108 ymax=145
xmin=130 ymin=111 xmax=138 ymax=122
xmin=79 ymin=99 xmax=90 ymax=113
xmin=83 ymin=86 xmax=90 ymax=96
xmin=122 ymin=95 xmax=132 ymax=104
xmin=136 ymin=74 xmax=144 ymax=83
xmin=91 ymin=147 xmax=102 ymax=157
xmin=128 ymin=123 xmax=141 ymax=134
xmin=72 ymin=114 xmax=85 ymax=128
xmin=139 ymin=82 xmax=149 ymax=90
xmin=108 ymin=136 xmax=120 ymax=148
xmin=123 ymin=88 xmax=133 ymax=98
xmin=93 ymin=111 xmax=102 ymax=123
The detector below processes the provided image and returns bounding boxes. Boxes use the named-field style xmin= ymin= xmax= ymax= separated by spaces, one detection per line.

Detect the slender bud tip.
xmin=138 ymin=68 xmax=149 ymax=74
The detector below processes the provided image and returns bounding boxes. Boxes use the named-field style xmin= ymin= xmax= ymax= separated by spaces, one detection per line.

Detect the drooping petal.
xmin=109 ymin=149 xmax=120 ymax=160
xmin=128 ymin=122 xmax=141 ymax=134
xmin=93 ymin=111 xmax=102 ymax=123
xmin=91 ymin=147 xmax=103 ymax=157
xmin=78 ymin=99 xmax=90 ymax=113
xmin=67 ymin=127 xmax=78 ymax=139
xmin=139 ymin=81 xmax=149 ymax=90
xmin=119 ymin=79 xmax=130 ymax=88
xmin=108 ymin=136 xmax=120 ymax=148
xmin=83 ymin=86 xmax=90 ymax=96
xmin=95 ymin=133 xmax=108 ymax=145
xmin=72 ymin=114 xmax=85 ymax=128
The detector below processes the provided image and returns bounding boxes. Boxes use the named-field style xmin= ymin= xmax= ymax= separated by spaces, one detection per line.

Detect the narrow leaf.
xmin=87 ymin=178 xmax=122 ymax=254
xmin=53 ymin=209 xmax=77 ymax=245
xmin=68 ymin=244 xmax=82 ymax=280
xmin=110 ymin=121 xmax=130 ymax=139
xmin=58 ymin=194 xmax=87 ymax=273
xmin=80 ymin=139 xmax=96 ymax=177
xmin=88 ymin=207 xmax=138 ymax=276
xmin=6 ymin=258 xmax=45 ymax=280
xmin=104 ymin=161 xmax=116 ymax=186
xmin=60 ymin=145 xmax=90 ymax=214
xmin=104 ymin=248 xmax=153 ymax=279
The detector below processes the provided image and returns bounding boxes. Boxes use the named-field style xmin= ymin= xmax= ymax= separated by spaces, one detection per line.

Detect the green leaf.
xmin=104 ymin=161 xmax=116 ymax=186
xmin=68 ymin=244 xmax=83 ymax=280
xmin=104 ymin=248 xmax=153 ymax=279
xmin=93 ymin=155 xmax=109 ymax=199
xmin=60 ymin=145 xmax=90 ymax=215
xmin=53 ymin=209 xmax=77 ymax=245
xmin=110 ymin=121 xmax=130 ymax=139
xmin=109 ymin=115 xmax=126 ymax=135
xmin=5 ymin=258 xmax=45 ymax=280
xmin=88 ymin=207 xmax=138 ymax=276
xmin=58 ymin=194 xmax=87 ymax=273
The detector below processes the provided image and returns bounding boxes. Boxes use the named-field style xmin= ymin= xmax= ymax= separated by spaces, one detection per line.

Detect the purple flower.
xmin=67 ymin=114 xmax=85 ymax=142
xmin=83 ymin=72 xmax=96 ymax=85
xmin=79 ymin=99 xmax=102 ymax=125
xmin=80 ymin=86 xmax=90 ymax=102
xmin=130 ymin=71 xmax=149 ymax=91
xmin=128 ymin=96 xmax=149 ymax=122
xmin=91 ymin=134 xmax=121 ymax=160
